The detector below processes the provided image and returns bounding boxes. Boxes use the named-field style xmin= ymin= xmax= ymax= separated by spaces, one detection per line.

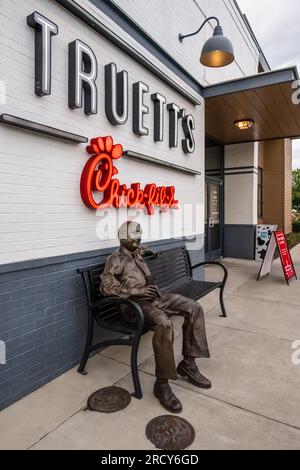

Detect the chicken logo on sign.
xmin=80 ymin=136 xmax=178 ymax=215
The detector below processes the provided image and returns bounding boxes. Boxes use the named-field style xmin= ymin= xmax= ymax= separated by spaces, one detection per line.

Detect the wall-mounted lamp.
xmin=234 ymin=119 xmax=254 ymax=130
xmin=179 ymin=17 xmax=234 ymax=68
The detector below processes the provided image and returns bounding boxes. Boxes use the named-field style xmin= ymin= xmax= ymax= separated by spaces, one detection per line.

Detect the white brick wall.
xmin=0 ymin=0 xmax=205 ymax=265
xmin=0 ymin=0 xmax=261 ymax=265
xmin=112 ymin=0 xmax=259 ymax=84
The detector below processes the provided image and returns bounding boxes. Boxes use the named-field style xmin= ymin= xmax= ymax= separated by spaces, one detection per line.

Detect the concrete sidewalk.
xmin=1 ymin=248 xmax=300 ymax=450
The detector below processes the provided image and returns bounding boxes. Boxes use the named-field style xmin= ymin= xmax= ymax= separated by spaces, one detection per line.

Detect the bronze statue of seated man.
xmin=100 ymin=221 xmax=211 ymax=414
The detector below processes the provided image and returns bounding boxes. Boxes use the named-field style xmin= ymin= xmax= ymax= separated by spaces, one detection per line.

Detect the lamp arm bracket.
xmin=179 ymin=16 xmax=220 ymax=42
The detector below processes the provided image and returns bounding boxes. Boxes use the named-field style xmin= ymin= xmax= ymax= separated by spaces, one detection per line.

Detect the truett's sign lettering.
xmin=27 ymin=11 xmax=196 ymax=154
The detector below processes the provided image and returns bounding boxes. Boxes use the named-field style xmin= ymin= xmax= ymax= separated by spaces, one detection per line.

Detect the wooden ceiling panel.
xmin=205 ymin=80 xmax=300 ymax=145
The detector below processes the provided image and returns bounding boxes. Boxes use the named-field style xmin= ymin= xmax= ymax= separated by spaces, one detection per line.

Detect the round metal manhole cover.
xmin=87 ymin=386 xmax=131 ymax=413
xmin=146 ymin=415 xmax=195 ymax=450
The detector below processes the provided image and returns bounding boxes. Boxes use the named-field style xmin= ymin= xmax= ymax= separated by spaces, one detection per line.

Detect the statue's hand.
xmin=131 ymin=286 xmax=158 ymax=300
xmin=141 ymin=248 xmax=159 ymax=259
xmin=143 ymin=286 xmax=159 ymax=300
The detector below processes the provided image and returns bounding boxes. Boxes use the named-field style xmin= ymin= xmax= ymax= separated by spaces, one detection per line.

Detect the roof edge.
xmin=203 ymin=66 xmax=299 ymax=98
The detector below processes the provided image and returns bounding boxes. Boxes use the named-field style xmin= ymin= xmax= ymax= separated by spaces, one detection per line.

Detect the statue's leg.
xmin=156 ymin=294 xmax=212 ymax=389
xmin=139 ymin=302 xmax=182 ymax=412
xmin=156 ymin=293 xmax=210 ymax=359
xmin=139 ymin=302 xmax=177 ymax=380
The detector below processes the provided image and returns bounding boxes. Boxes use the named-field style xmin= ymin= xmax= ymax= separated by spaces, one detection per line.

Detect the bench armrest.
xmin=92 ymin=297 xmax=144 ymax=331
xmin=191 ymin=261 xmax=228 ymax=286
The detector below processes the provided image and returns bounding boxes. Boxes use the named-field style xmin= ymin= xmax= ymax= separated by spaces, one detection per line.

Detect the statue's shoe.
xmin=177 ymin=361 xmax=212 ymax=389
xmin=153 ymin=380 xmax=182 ymax=414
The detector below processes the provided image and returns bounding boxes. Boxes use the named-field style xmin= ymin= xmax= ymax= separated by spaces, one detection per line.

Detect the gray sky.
xmin=237 ymin=0 xmax=300 ymax=169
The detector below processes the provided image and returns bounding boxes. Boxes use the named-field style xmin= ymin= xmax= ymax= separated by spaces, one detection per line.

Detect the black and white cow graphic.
xmin=256 ymin=226 xmax=277 ymax=261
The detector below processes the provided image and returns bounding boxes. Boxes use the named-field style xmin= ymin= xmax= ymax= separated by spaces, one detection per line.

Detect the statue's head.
xmin=118 ymin=221 xmax=142 ymax=252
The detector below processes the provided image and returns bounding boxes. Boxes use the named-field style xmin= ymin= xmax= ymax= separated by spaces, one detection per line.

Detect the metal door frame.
xmin=205 ymin=141 xmax=225 ymax=261
xmin=205 ymin=177 xmax=224 ymax=261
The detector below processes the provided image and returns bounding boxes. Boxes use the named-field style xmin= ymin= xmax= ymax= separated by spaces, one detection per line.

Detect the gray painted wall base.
xmin=224 ymin=225 xmax=256 ymax=260
xmin=0 ymin=235 xmax=204 ymax=410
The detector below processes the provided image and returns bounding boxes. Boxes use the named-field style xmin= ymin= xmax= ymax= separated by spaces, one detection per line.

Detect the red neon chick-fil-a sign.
xmin=80 ymin=136 xmax=178 ymax=215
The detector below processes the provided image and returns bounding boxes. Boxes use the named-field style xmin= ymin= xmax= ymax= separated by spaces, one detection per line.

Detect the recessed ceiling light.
xmin=234 ymin=119 xmax=254 ymax=130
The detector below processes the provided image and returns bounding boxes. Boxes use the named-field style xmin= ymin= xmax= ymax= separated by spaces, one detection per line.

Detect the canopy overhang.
xmin=203 ymin=67 xmax=300 ymax=145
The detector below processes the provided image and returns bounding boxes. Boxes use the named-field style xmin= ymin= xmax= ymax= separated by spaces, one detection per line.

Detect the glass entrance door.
xmin=205 ymin=180 xmax=222 ymax=261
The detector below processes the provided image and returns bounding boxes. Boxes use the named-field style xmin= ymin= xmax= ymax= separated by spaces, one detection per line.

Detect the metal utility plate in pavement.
xmin=146 ymin=415 xmax=195 ymax=450
xmin=88 ymin=386 xmax=131 ymax=413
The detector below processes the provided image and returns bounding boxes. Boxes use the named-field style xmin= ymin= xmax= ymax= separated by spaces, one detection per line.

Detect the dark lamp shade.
xmin=200 ymin=26 xmax=234 ymax=67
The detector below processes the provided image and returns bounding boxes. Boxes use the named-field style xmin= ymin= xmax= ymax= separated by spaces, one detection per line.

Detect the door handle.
xmin=209 ymin=218 xmax=215 ymax=228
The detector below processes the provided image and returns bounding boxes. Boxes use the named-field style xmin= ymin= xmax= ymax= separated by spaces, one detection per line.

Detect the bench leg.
xmin=131 ymin=338 xmax=142 ymax=399
xmin=78 ymin=311 xmax=94 ymax=375
xmin=219 ymin=286 xmax=227 ymax=318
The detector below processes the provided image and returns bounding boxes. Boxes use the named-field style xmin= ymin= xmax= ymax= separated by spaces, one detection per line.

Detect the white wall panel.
xmin=0 ymin=0 xmax=205 ymax=265
xmin=224 ymin=142 xmax=258 ymax=225
xmin=113 ymin=0 xmax=259 ymax=84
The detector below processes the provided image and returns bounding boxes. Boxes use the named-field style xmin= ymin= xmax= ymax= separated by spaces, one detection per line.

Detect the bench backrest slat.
xmin=88 ymin=266 xmax=106 ymax=302
xmin=145 ymin=247 xmax=191 ymax=290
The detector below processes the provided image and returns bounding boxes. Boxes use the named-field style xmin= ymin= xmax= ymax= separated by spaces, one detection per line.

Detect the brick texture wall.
xmin=259 ymin=139 xmax=292 ymax=233
xmin=284 ymin=140 xmax=293 ymax=233
xmin=0 ymin=252 xmax=99 ymax=410
xmin=258 ymin=142 xmax=264 ymax=225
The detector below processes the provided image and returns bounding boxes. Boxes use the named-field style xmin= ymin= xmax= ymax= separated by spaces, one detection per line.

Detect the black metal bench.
xmin=77 ymin=246 xmax=228 ymax=399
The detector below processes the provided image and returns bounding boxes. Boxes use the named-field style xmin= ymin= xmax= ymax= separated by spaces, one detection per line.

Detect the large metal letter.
xmin=105 ymin=63 xmax=128 ymax=126
xmin=182 ymin=114 xmax=195 ymax=154
xmin=68 ymin=40 xmax=98 ymax=115
xmin=167 ymin=103 xmax=181 ymax=148
xmin=0 ymin=340 xmax=6 ymax=365
xmin=151 ymin=93 xmax=166 ymax=142
xmin=132 ymin=82 xmax=149 ymax=136
xmin=27 ymin=12 xmax=58 ymax=97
